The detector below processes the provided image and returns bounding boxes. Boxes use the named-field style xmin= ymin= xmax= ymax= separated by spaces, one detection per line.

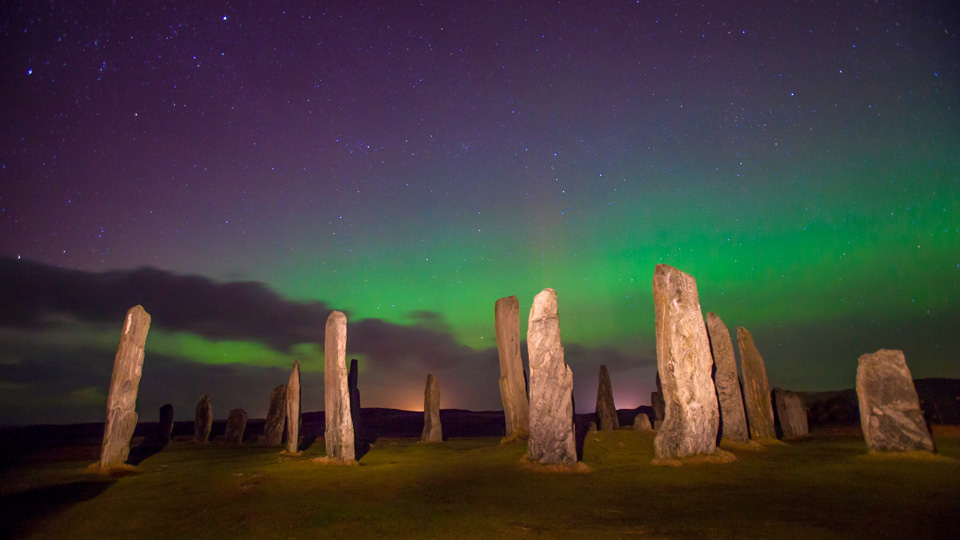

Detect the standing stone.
xmin=194 ymin=395 xmax=212 ymax=443
xmin=706 ymin=313 xmax=750 ymax=443
xmin=595 ymin=365 xmax=620 ymax=430
xmin=856 ymin=349 xmax=935 ymax=453
xmin=99 ymin=306 xmax=151 ymax=469
xmin=285 ymin=361 xmax=301 ymax=453
xmin=348 ymin=359 xmax=361 ymax=442
xmin=495 ymin=295 xmax=530 ymax=439
xmin=224 ymin=409 xmax=248 ymax=444
xmin=158 ymin=404 xmax=174 ymax=446
xmin=527 ymin=289 xmax=576 ymax=465
xmin=772 ymin=388 xmax=809 ymax=439
xmin=258 ymin=385 xmax=287 ymax=447
xmin=421 ymin=373 xmax=443 ymax=443
xmin=633 ymin=413 xmax=653 ymax=431
xmin=324 ymin=311 xmax=355 ymax=461
xmin=652 ymin=265 xmax=720 ymax=459
xmin=738 ymin=327 xmax=776 ymax=440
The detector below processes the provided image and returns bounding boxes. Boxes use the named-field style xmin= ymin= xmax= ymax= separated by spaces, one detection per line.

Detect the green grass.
xmin=3 ymin=428 xmax=959 ymax=539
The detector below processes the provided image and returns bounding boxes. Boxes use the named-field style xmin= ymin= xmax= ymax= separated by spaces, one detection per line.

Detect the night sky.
xmin=2 ymin=1 xmax=958 ymax=425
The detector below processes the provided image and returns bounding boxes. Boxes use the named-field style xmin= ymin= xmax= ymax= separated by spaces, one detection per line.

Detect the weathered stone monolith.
xmin=652 ymin=265 xmax=720 ymax=459
xmin=596 ymin=365 xmax=619 ymax=430
xmin=258 ymin=385 xmax=287 ymax=447
xmin=194 ymin=395 xmax=212 ymax=443
xmin=99 ymin=305 xmax=151 ymax=469
xmin=158 ymin=404 xmax=174 ymax=445
xmin=634 ymin=413 xmax=653 ymax=431
xmin=285 ymin=361 xmax=301 ymax=453
xmin=224 ymin=409 xmax=248 ymax=444
xmin=348 ymin=359 xmax=361 ymax=441
xmin=324 ymin=311 xmax=355 ymax=461
xmin=527 ymin=288 xmax=576 ymax=465
xmin=772 ymin=388 xmax=809 ymax=439
xmin=495 ymin=295 xmax=530 ymax=440
xmin=421 ymin=373 xmax=442 ymax=443
xmin=856 ymin=349 xmax=935 ymax=453
xmin=706 ymin=313 xmax=749 ymax=443
xmin=738 ymin=327 xmax=776 ymax=440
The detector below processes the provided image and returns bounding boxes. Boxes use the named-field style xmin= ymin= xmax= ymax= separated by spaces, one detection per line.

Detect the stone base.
xmin=86 ymin=462 xmax=141 ymax=476
xmin=520 ymin=457 xmax=591 ymax=474
xmin=311 ymin=456 xmax=358 ymax=466
xmin=500 ymin=430 xmax=529 ymax=444
xmin=651 ymin=449 xmax=737 ymax=467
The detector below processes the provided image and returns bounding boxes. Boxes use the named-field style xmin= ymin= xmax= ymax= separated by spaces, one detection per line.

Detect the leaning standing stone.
xmin=738 ymin=327 xmax=776 ymax=440
xmin=99 ymin=305 xmax=151 ymax=469
xmin=258 ymin=385 xmax=287 ymax=447
xmin=772 ymin=388 xmax=809 ymax=439
xmin=421 ymin=373 xmax=443 ymax=443
xmin=856 ymin=349 xmax=935 ymax=453
xmin=595 ymin=364 xmax=619 ymax=430
xmin=706 ymin=313 xmax=749 ymax=443
xmin=324 ymin=311 xmax=355 ymax=461
xmin=158 ymin=404 xmax=174 ymax=446
xmin=527 ymin=288 xmax=576 ymax=465
xmin=496 ymin=295 xmax=530 ymax=440
xmin=224 ymin=409 xmax=248 ymax=444
xmin=652 ymin=265 xmax=720 ymax=459
xmin=285 ymin=361 xmax=301 ymax=453
xmin=194 ymin=395 xmax=213 ymax=443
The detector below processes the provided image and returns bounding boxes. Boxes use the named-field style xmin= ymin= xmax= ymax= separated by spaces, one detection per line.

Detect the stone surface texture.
xmin=421 ymin=373 xmax=443 ymax=443
xmin=99 ymin=305 xmax=151 ymax=468
xmin=706 ymin=312 xmax=750 ymax=442
xmin=738 ymin=327 xmax=777 ymax=440
xmin=772 ymin=388 xmax=809 ymax=439
xmin=224 ymin=409 xmax=248 ymax=443
xmin=324 ymin=311 xmax=355 ymax=461
xmin=495 ymin=295 xmax=530 ymax=438
xmin=633 ymin=413 xmax=653 ymax=431
xmin=158 ymin=404 xmax=174 ymax=445
xmin=258 ymin=385 xmax=287 ymax=447
xmin=595 ymin=364 xmax=620 ymax=430
xmin=194 ymin=395 xmax=212 ymax=443
xmin=652 ymin=265 xmax=720 ymax=459
xmin=285 ymin=361 xmax=301 ymax=453
xmin=856 ymin=349 xmax=935 ymax=453
xmin=526 ymin=288 xmax=577 ymax=465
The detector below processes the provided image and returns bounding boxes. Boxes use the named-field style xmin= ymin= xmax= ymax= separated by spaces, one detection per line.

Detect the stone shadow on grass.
xmin=0 ymin=480 xmax=113 ymax=540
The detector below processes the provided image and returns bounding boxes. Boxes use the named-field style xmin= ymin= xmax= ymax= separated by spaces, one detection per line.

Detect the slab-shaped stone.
xmin=99 ymin=305 xmax=151 ymax=469
xmin=285 ymin=361 xmax=301 ymax=453
xmin=324 ymin=311 xmax=355 ymax=461
xmin=634 ymin=413 xmax=653 ymax=431
xmin=706 ymin=313 xmax=749 ymax=443
xmin=595 ymin=364 xmax=619 ymax=430
xmin=652 ymin=265 xmax=719 ymax=459
xmin=496 ymin=295 xmax=530 ymax=439
xmin=258 ymin=385 xmax=287 ymax=447
xmin=224 ymin=409 xmax=248 ymax=444
xmin=158 ymin=404 xmax=174 ymax=446
xmin=773 ymin=388 xmax=809 ymax=439
xmin=856 ymin=349 xmax=935 ymax=453
xmin=194 ymin=395 xmax=212 ymax=443
xmin=738 ymin=327 xmax=776 ymax=440
xmin=421 ymin=373 xmax=443 ymax=443
xmin=527 ymin=288 xmax=576 ymax=465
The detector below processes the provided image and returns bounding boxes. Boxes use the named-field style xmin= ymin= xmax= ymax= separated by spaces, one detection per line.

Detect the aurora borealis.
xmin=1 ymin=1 xmax=958 ymax=425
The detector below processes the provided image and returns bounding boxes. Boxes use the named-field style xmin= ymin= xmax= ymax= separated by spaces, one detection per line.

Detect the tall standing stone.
xmin=772 ymin=388 xmax=809 ymax=439
xmin=285 ymin=361 xmax=301 ymax=453
xmin=595 ymin=365 xmax=619 ymax=430
xmin=421 ymin=373 xmax=443 ymax=443
xmin=348 ymin=359 xmax=361 ymax=442
xmin=194 ymin=395 xmax=212 ymax=443
xmin=495 ymin=295 xmax=530 ymax=439
xmin=706 ymin=313 xmax=749 ymax=442
xmin=652 ymin=265 xmax=720 ymax=459
xmin=158 ymin=404 xmax=174 ymax=446
xmin=527 ymin=288 xmax=576 ymax=465
xmin=258 ymin=385 xmax=287 ymax=447
xmin=738 ymin=327 xmax=776 ymax=440
xmin=324 ymin=311 xmax=355 ymax=461
xmin=224 ymin=409 xmax=248 ymax=444
xmin=99 ymin=305 xmax=151 ymax=469
xmin=856 ymin=349 xmax=935 ymax=453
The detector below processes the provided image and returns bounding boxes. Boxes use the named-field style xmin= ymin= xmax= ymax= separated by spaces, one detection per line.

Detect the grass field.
xmin=2 ymin=426 xmax=958 ymax=539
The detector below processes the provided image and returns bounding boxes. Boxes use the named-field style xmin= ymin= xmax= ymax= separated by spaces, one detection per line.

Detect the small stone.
xmin=738 ymin=327 xmax=776 ymax=440
xmin=158 ymin=404 xmax=174 ymax=446
xmin=324 ymin=311 xmax=355 ymax=461
xmin=421 ymin=373 xmax=442 ymax=443
xmin=633 ymin=413 xmax=653 ymax=431
xmin=772 ymin=388 xmax=809 ymax=439
xmin=224 ymin=409 xmax=248 ymax=444
xmin=258 ymin=385 xmax=287 ymax=447
xmin=285 ymin=361 xmax=300 ymax=453
xmin=595 ymin=365 xmax=620 ymax=430
xmin=706 ymin=313 xmax=750 ymax=443
xmin=496 ymin=295 xmax=530 ymax=439
xmin=194 ymin=395 xmax=213 ymax=443
xmin=856 ymin=349 xmax=935 ymax=453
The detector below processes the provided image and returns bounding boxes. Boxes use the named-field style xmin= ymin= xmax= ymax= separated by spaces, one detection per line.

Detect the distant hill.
xmin=802 ymin=378 xmax=960 ymax=426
